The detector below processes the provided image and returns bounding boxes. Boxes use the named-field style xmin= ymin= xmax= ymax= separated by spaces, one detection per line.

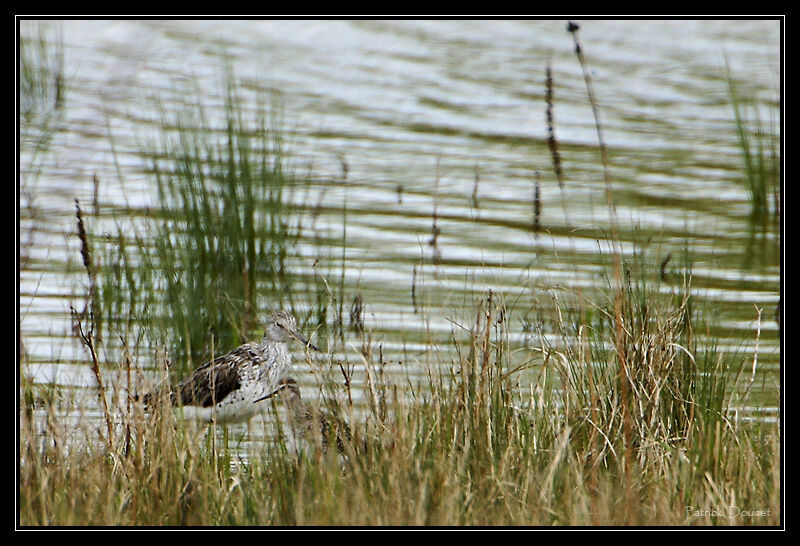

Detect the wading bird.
xmin=256 ymin=376 xmax=350 ymax=453
xmin=142 ymin=311 xmax=319 ymax=424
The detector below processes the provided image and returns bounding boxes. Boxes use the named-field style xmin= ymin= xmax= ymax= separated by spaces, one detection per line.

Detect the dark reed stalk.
xmin=543 ymin=60 xmax=573 ymax=236
xmin=75 ymin=200 xmax=93 ymax=285
xmin=73 ymin=200 xmax=114 ymax=452
xmin=479 ymin=290 xmax=494 ymax=407
xmin=533 ymin=170 xmax=541 ymax=233
xmin=566 ymin=22 xmax=617 ymax=224
xmin=660 ymin=252 xmax=672 ymax=282
xmin=121 ymin=339 xmax=132 ymax=457
xmin=471 ymin=163 xmax=480 ymax=210
xmin=337 ymin=154 xmax=349 ymax=342
xmin=429 ymin=157 xmax=442 ymax=265
xmin=567 ymin=20 xmax=632 ymax=495
xmin=411 ymin=264 xmax=418 ymax=314
xmin=349 ymin=293 xmax=364 ymax=334
xmin=545 ymin=63 xmax=564 ymax=192
xmin=92 ymin=173 xmax=99 ymax=215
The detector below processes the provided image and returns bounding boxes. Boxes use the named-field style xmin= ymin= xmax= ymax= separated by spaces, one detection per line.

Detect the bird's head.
xmin=262 ymin=311 xmax=320 ymax=352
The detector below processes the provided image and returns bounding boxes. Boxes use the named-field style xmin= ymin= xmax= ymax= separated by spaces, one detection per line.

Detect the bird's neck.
xmin=259 ymin=336 xmax=287 ymax=348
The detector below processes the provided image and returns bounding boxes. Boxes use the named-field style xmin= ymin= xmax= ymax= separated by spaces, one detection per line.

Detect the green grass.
xmin=19 ymin=21 xmax=67 ymax=202
xmin=93 ymin=67 xmax=312 ymax=375
xmin=724 ymin=59 xmax=780 ymax=221
xmin=19 ymin=21 xmax=65 ymax=120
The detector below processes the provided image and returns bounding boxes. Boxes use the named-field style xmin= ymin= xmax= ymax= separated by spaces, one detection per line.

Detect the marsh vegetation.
xmin=18 ymin=20 xmax=781 ymax=527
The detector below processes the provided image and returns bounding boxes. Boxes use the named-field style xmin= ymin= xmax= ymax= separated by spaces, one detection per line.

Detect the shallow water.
xmin=19 ymin=19 xmax=781 ymax=443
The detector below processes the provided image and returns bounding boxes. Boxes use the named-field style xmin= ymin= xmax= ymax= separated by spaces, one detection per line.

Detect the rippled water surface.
xmin=19 ymin=19 xmax=782 ymax=443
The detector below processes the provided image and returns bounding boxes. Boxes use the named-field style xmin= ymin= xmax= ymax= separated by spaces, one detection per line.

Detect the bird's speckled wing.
xmin=175 ymin=344 xmax=260 ymax=408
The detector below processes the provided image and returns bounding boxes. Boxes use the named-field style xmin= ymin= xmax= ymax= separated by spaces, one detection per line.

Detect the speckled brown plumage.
xmin=261 ymin=377 xmax=351 ymax=453
xmin=141 ymin=311 xmax=318 ymax=424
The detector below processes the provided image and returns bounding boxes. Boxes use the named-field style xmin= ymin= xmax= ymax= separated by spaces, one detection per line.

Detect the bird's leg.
xmin=205 ymin=423 xmax=217 ymax=472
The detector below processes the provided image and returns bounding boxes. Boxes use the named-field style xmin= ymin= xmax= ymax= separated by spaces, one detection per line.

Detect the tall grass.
xmin=95 ymin=69 xmax=309 ymax=375
xmin=19 ymin=21 xmax=67 ymax=231
xmin=19 ymin=247 xmax=779 ymax=525
xmin=724 ymin=59 xmax=780 ymax=221
xmin=19 ymin=21 xmax=65 ymax=121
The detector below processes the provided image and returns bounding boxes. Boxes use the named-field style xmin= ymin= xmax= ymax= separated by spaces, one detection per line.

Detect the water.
xmin=19 ymin=19 xmax=781 ymax=443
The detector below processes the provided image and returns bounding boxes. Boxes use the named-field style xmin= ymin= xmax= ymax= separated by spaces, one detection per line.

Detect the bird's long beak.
xmin=289 ymin=327 xmax=321 ymax=353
